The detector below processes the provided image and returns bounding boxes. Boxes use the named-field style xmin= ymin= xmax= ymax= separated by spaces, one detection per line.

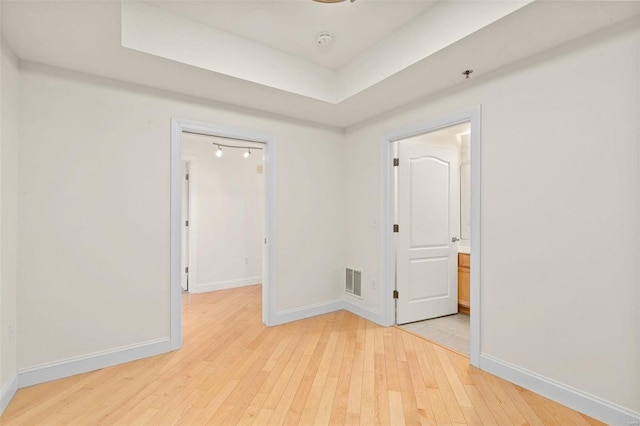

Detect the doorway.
xmin=382 ymin=107 xmax=481 ymax=366
xmin=181 ymin=134 xmax=264 ymax=295
xmin=395 ymin=122 xmax=470 ymax=355
xmin=170 ymin=119 xmax=276 ymax=351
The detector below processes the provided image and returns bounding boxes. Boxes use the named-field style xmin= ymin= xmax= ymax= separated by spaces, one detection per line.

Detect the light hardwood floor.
xmin=1 ymin=285 xmax=603 ymax=425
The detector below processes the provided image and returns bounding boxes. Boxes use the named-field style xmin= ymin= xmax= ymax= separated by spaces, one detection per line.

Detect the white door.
xmin=396 ymin=142 xmax=459 ymax=324
xmin=181 ymin=161 xmax=190 ymax=292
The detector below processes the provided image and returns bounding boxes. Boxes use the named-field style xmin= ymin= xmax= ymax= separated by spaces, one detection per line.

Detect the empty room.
xmin=0 ymin=0 xmax=639 ymax=424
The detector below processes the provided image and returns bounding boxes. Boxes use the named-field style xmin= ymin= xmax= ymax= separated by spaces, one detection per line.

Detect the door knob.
xmin=451 ymin=237 xmax=460 ymax=242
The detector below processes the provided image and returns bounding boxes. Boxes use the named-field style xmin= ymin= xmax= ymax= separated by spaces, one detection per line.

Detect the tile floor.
xmin=399 ymin=313 xmax=470 ymax=356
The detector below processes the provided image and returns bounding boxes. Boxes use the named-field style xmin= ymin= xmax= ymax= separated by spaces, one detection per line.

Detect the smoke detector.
xmin=316 ymin=33 xmax=334 ymax=52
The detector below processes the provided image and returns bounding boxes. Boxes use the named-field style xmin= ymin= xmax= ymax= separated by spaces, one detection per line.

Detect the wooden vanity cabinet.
xmin=458 ymin=253 xmax=470 ymax=314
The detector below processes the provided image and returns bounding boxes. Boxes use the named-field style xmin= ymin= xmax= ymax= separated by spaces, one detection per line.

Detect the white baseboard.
xmin=18 ymin=338 xmax=172 ymax=388
xmin=342 ymin=299 xmax=388 ymax=326
xmin=269 ymin=298 xmax=387 ymax=327
xmin=0 ymin=374 xmax=18 ymax=416
xmin=270 ymin=299 xmax=343 ymax=326
xmin=480 ymin=353 xmax=640 ymax=425
xmin=192 ymin=276 xmax=261 ymax=294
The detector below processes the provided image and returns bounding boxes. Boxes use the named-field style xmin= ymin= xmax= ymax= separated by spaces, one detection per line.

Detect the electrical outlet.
xmin=245 ymin=257 xmax=249 ymax=265
xmin=9 ymin=322 xmax=15 ymax=343
xmin=371 ymin=279 xmax=376 ymax=289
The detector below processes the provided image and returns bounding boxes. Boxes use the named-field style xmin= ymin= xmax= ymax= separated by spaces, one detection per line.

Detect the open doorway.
xmin=170 ymin=119 xmax=275 ymax=351
xmin=395 ymin=122 xmax=471 ymax=355
xmin=382 ymin=107 xmax=481 ymax=366
xmin=180 ymin=133 xmax=264 ymax=295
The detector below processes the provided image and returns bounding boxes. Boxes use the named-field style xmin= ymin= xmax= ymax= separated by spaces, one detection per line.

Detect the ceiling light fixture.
xmin=209 ymin=140 xmax=264 ymax=158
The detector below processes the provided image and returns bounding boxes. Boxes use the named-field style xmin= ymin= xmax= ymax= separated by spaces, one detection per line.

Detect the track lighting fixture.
xmin=210 ymin=141 xmax=263 ymax=158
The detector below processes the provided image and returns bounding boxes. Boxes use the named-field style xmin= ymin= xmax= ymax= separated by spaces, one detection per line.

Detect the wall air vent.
xmin=345 ymin=268 xmax=362 ymax=298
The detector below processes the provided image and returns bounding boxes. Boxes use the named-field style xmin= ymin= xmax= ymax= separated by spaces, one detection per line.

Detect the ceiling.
xmin=2 ymin=1 xmax=639 ymax=128
xmin=150 ymin=0 xmax=436 ymax=70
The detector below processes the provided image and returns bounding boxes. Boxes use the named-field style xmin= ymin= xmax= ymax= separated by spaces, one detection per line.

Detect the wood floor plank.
xmin=314 ymin=376 xmax=339 ymax=425
xmin=297 ymin=383 xmax=324 ymax=425
xmin=252 ymin=408 xmax=273 ymax=425
xmin=311 ymin=331 xmax=339 ymax=388
xmin=461 ymin=406 xmax=484 ymax=425
xmin=414 ymin=338 xmax=439 ymax=389
xmin=397 ymin=359 xmax=420 ymax=425
xmin=426 ymin=388 xmax=451 ymax=425
xmin=469 ymin=369 xmax=518 ymax=425
xmin=404 ymin=350 xmax=431 ymax=411
xmin=383 ymin=332 xmax=402 ymax=392
xmin=328 ymin=355 xmax=353 ymax=425
xmin=388 ymin=390 xmax=407 ymax=425
xmin=364 ymin=321 xmax=376 ymax=373
xmin=496 ymin=380 xmax=545 ymax=426
xmin=359 ymin=370 xmax=376 ymax=426
xmin=464 ymin=383 xmax=499 ymax=425
xmin=433 ymin=344 xmax=472 ymax=408
xmin=480 ymin=372 xmax=530 ymax=425
xmin=0 ymin=285 xmax=608 ymax=426
xmin=423 ymin=341 xmax=466 ymax=423
xmin=373 ymin=352 xmax=391 ymax=425
xmin=515 ymin=384 xmax=561 ymax=425
xmin=237 ymin=391 xmax=269 ymax=425
xmin=346 ymin=345 xmax=365 ymax=415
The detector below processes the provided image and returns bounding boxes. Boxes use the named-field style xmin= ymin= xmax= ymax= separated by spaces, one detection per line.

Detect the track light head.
xmin=243 ymin=148 xmax=251 ymax=159
xmin=215 ymin=145 xmax=222 ymax=157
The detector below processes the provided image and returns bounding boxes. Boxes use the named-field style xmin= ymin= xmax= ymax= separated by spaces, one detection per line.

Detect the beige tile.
xmin=399 ymin=313 xmax=470 ymax=356
xmin=404 ymin=326 xmax=452 ymax=343
xmin=439 ymin=335 xmax=470 ymax=356
xmin=425 ymin=315 xmax=469 ymax=335
xmin=454 ymin=328 xmax=470 ymax=340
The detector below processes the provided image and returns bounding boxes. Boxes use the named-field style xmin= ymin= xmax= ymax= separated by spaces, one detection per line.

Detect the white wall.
xmin=0 ymin=35 xmax=19 ymax=406
xmin=182 ymin=133 xmax=263 ymax=292
xmin=344 ymin=18 xmax=639 ymax=413
xmin=17 ymin=62 xmax=344 ymax=369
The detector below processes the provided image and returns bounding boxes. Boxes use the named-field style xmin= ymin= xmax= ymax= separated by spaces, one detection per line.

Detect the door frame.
xmin=382 ymin=106 xmax=481 ymax=366
xmin=170 ymin=118 xmax=277 ymax=351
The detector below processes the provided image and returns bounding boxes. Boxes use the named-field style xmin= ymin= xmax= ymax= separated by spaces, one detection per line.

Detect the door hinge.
xmin=185 ymin=266 xmax=189 ymax=273
xmin=185 ymin=173 xmax=189 ymax=180
xmin=185 ymin=220 xmax=189 ymax=227
xmin=393 ymin=290 xmax=399 ymax=299
xmin=393 ymin=158 xmax=399 ymax=167
xmin=393 ymin=224 xmax=399 ymax=233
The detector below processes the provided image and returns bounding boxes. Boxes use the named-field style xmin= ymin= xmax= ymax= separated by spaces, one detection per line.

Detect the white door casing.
xmin=396 ymin=142 xmax=460 ymax=324
xmin=382 ymin=106 xmax=481 ymax=366
xmin=171 ymin=118 xmax=276 ymax=351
